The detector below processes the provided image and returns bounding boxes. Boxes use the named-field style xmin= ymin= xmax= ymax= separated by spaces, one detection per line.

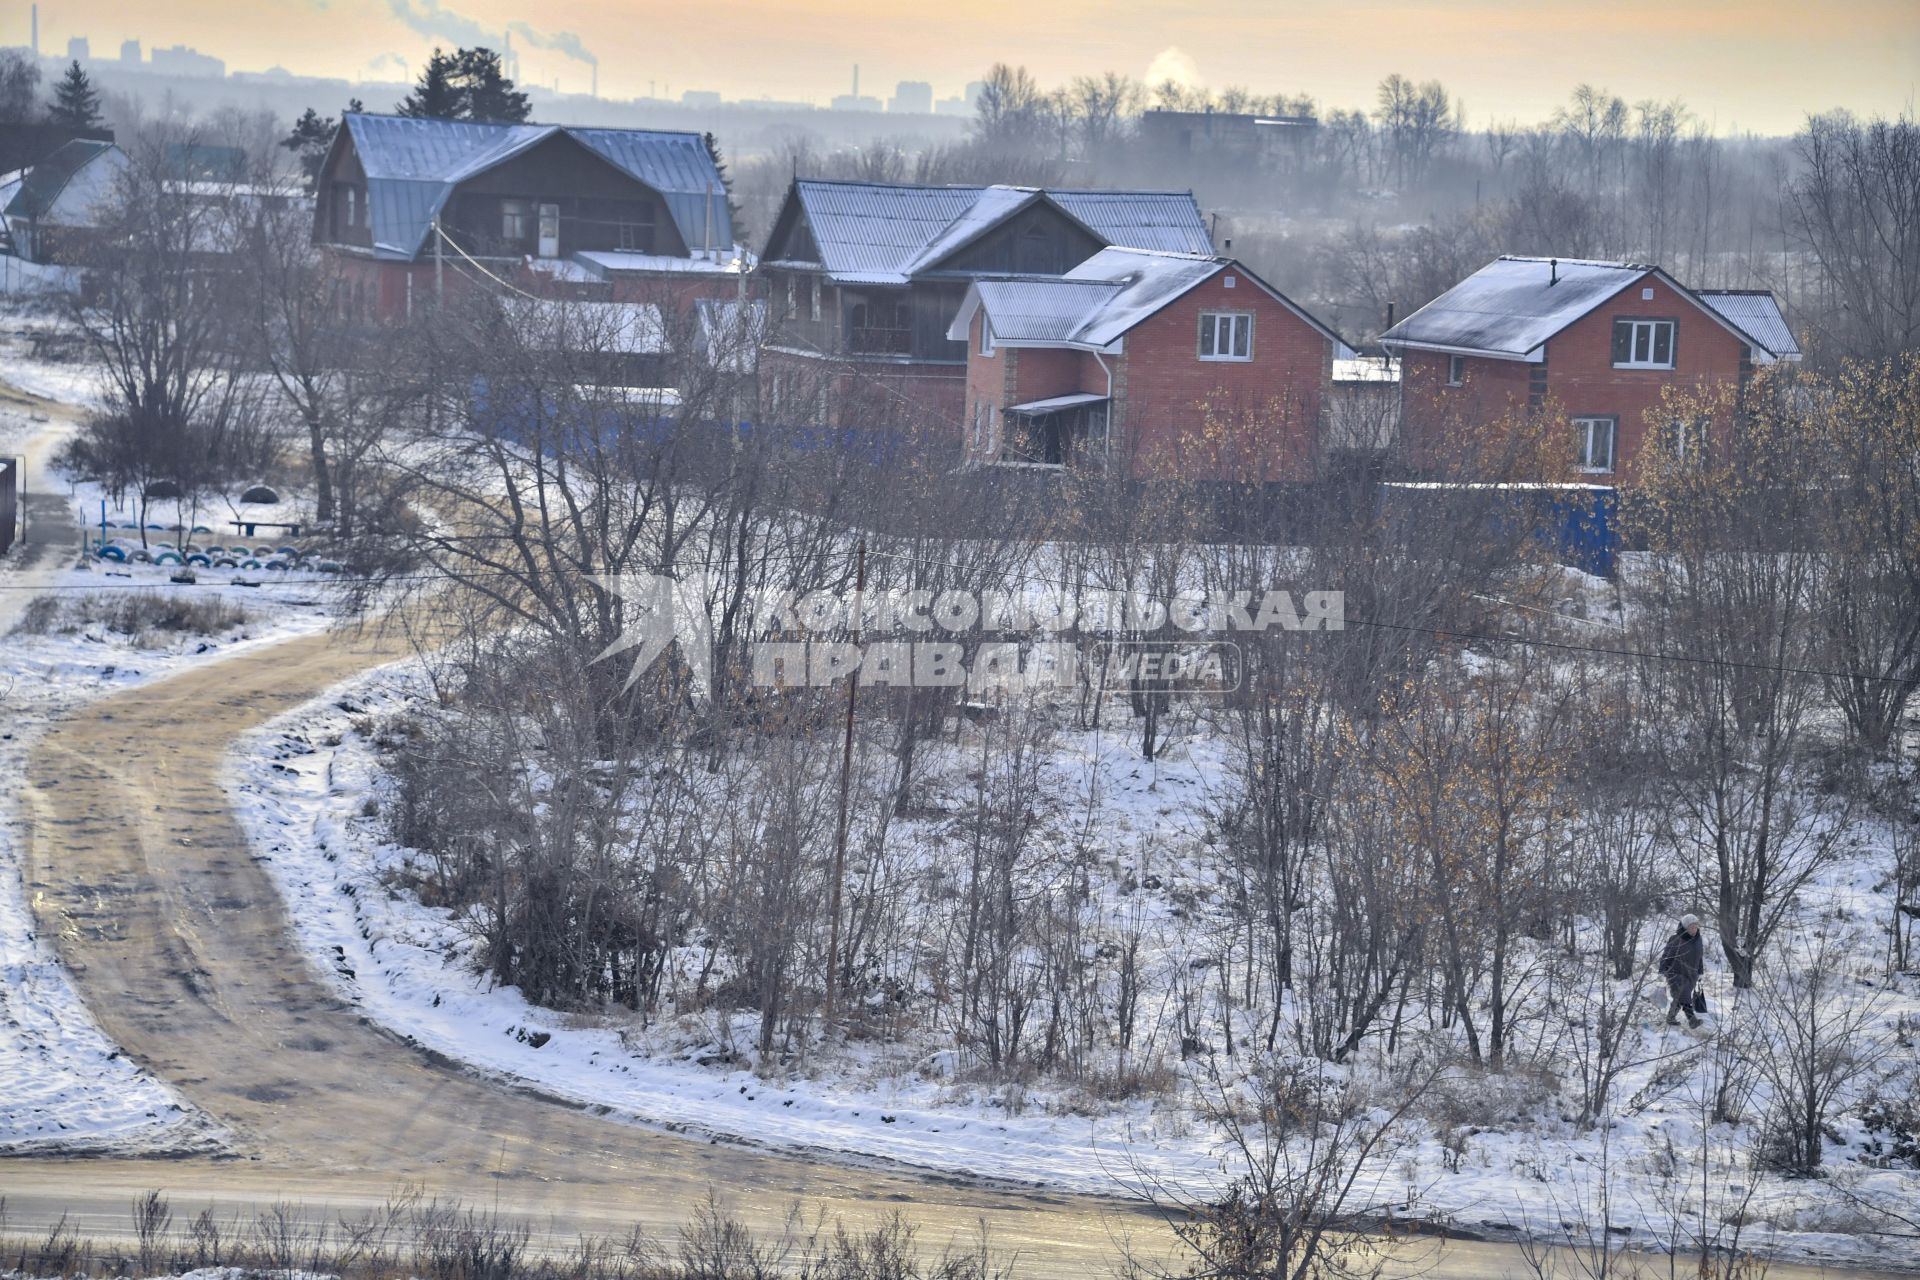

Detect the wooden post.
xmin=823 ymin=538 xmax=866 ymax=1027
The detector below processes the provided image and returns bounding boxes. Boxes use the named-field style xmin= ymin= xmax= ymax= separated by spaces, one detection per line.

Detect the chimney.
xmin=31 ymin=4 xmax=38 ymax=56
xmin=1549 ymin=257 xmax=1559 ymax=286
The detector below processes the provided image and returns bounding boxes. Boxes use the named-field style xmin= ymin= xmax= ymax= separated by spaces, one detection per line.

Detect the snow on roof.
xmin=574 ymin=247 xmax=753 ymax=277
xmin=950 ymin=247 xmax=1349 ymax=355
xmin=1049 ymin=190 xmax=1216 ymax=255
xmin=779 ymin=180 xmax=1210 ymax=285
xmin=972 ymin=278 xmax=1126 ymax=343
xmin=1381 ymin=256 xmax=1790 ymax=361
xmin=1008 ymin=392 xmax=1110 ymax=415
xmin=1381 ymin=257 xmax=1653 ymax=358
xmin=341 ymin=113 xmax=731 ymax=263
xmin=3 ymin=139 xmax=121 ymax=223
xmin=1333 ymin=355 xmax=1399 ymax=383
xmin=507 ymin=298 xmax=666 ymax=354
xmin=1698 ymin=290 xmax=1799 ymax=360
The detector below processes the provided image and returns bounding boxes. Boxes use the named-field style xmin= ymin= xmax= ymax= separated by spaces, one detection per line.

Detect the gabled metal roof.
xmin=776 ymin=180 xmax=1210 ymax=285
xmin=1049 ymin=190 xmax=1214 ymax=255
xmin=1698 ymin=290 xmax=1800 ymax=360
xmin=1381 ymin=257 xmax=1650 ymax=359
xmin=3 ymin=138 xmax=120 ymax=222
xmin=340 ymin=113 xmax=731 ymax=262
xmin=949 ymin=248 xmax=1350 ymax=355
xmin=1380 ymin=256 xmax=1788 ymax=362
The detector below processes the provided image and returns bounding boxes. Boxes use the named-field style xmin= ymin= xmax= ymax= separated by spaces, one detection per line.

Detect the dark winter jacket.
xmin=1659 ymin=927 xmax=1704 ymax=985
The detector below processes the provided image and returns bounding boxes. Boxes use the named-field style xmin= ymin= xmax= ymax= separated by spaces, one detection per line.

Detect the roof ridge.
xmin=1496 ymin=254 xmax=1654 ymax=271
xmin=346 ymin=111 xmax=704 ymax=141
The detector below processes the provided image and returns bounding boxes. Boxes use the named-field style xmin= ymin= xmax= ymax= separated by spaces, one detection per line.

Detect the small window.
xmin=1612 ymin=318 xmax=1676 ymax=369
xmin=1661 ymin=417 xmax=1707 ymax=462
xmin=784 ymin=277 xmax=797 ymax=320
xmin=980 ymin=316 xmax=995 ymax=357
xmin=1199 ymin=312 xmax=1253 ymax=361
xmin=1574 ymin=417 xmax=1617 ymax=473
xmin=501 ymin=199 xmax=534 ymax=243
xmin=1446 ymin=354 xmax=1465 ymax=386
xmin=809 ymin=278 xmax=822 ymax=322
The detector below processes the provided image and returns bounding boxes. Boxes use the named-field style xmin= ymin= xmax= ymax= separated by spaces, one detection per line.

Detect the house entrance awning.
xmin=1006 ymin=392 xmax=1109 ymax=416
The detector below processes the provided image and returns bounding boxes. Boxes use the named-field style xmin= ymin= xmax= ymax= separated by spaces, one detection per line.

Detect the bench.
xmin=231 ymin=519 xmax=303 ymax=538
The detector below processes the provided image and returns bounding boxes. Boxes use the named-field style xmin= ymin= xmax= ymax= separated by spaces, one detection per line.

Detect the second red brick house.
xmin=947 ymin=248 xmax=1351 ymax=482
xmin=1380 ymin=256 xmax=1798 ymax=483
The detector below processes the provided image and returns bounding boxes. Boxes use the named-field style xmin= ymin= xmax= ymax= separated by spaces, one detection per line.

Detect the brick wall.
xmin=1399 ymin=272 xmax=1751 ymax=483
xmin=1117 ymin=270 xmax=1330 ymax=483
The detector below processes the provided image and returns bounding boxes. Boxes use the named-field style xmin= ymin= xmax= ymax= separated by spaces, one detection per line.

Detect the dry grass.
xmin=0 ymin=1188 xmax=1014 ymax=1280
xmin=10 ymin=592 xmax=250 ymax=646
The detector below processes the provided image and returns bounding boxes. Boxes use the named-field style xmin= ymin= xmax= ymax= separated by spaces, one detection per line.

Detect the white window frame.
xmin=1615 ymin=318 xmax=1676 ymax=369
xmin=809 ymin=277 xmax=822 ymax=322
xmin=1574 ymin=416 xmax=1617 ymax=474
xmin=1662 ymin=417 xmax=1707 ymax=462
xmin=980 ymin=316 xmax=995 ymax=357
xmin=1198 ymin=311 xmax=1253 ymax=362
xmin=1446 ymin=354 xmax=1465 ymax=386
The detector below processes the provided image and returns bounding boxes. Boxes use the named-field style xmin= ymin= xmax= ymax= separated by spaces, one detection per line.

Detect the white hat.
xmin=1680 ymin=913 xmax=1700 ymax=928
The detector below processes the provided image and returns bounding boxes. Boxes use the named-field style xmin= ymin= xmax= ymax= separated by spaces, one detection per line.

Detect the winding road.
xmin=0 ymin=381 xmax=1906 ymax=1278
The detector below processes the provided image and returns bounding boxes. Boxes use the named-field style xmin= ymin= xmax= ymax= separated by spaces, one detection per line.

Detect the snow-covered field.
xmin=229 ymin=662 xmax=1225 ymax=1194
xmin=231 ymin=658 xmax=1920 ymax=1269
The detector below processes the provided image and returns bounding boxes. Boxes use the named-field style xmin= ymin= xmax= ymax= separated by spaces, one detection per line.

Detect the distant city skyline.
xmin=3 ymin=0 xmax=1915 ymax=132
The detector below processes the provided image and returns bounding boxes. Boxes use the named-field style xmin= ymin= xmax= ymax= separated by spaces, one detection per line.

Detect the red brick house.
xmin=1380 ymin=256 xmax=1798 ymax=483
xmin=312 ymin=112 xmax=747 ymax=322
xmin=754 ymin=181 xmax=1212 ymax=439
xmin=946 ymin=248 xmax=1351 ymax=483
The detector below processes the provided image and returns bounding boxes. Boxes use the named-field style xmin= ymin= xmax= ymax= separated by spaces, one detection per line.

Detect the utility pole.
xmin=433 ymin=216 xmax=444 ymax=301
xmin=822 ymin=538 xmax=866 ymax=1027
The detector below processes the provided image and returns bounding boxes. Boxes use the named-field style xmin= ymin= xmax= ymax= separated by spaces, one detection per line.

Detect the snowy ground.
xmin=231 ymin=660 xmax=1920 ymax=1270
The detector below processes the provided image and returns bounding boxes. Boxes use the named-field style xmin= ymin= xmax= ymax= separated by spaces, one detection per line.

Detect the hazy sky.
xmin=14 ymin=0 xmax=1919 ymax=134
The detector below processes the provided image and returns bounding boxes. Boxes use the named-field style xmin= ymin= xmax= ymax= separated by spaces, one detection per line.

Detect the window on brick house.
xmin=1611 ymin=318 xmax=1676 ymax=368
xmin=1447 ymin=354 xmax=1465 ymax=386
xmin=1573 ymin=416 xmax=1617 ymax=473
xmin=1199 ymin=312 xmax=1253 ymax=361
xmin=980 ymin=316 xmax=995 ymax=357
xmin=1660 ymin=417 xmax=1708 ymax=463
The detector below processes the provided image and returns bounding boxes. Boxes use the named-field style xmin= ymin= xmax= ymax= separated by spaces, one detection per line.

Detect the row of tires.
xmin=96 ymin=544 xmax=345 ymax=573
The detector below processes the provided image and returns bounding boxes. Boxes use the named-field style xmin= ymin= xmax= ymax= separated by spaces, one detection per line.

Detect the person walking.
xmin=1659 ymin=912 xmax=1706 ymax=1028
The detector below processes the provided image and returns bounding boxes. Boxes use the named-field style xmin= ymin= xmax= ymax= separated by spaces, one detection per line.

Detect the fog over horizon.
xmin=6 ymin=0 xmax=1917 ymax=136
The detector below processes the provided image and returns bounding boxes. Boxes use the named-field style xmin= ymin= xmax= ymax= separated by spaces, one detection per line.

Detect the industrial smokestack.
xmin=31 ymin=4 xmax=38 ymax=56
xmin=852 ymin=64 xmax=859 ymax=97
xmin=591 ymin=64 xmax=597 ymax=98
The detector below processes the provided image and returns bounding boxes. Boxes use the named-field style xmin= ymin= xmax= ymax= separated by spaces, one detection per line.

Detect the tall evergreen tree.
xmin=396 ymin=47 xmax=529 ymax=124
xmin=397 ymin=49 xmax=463 ymax=119
xmin=281 ymin=107 xmax=337 ymax=187
xmin=453 ymin=48 xmax=530 ymax=123
xmin=47 ymin=60 xmax=102 ymax=130
xmin=703 ymin=132 xmax=744 ymax=244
